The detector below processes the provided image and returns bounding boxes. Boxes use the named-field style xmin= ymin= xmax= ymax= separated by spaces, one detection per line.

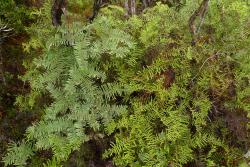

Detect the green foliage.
xmin=0 ymin=0 xmax=31 ymax=32
xmin=3 ymin=11 xmax=134 ymax=166
xmin=43 ymin=158 xmax=62 ymax=167
xmin=2 ymin=0 xmax=250 ymax=166
xmin=2 ymin=141 xmax=34 ymax=167
xmin=103 ymin=2 xmax=250 ymax=166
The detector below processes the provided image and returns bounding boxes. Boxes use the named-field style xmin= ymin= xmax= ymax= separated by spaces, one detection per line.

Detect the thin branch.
xmin=188 ymin=0 xmax=210 ymax=45
xmin=89 ymin=0 xmax=102 ymax=21
xmin=191 ymin=51 xmax=220 ymax=82
xmin=196 ymin=1 xmax=210 ymax=35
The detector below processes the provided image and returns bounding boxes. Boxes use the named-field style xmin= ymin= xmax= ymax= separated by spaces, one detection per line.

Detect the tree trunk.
xmin=142 ymin=0 xmax=148 ymax=8
xmin=131 ymin=0 xmax=136 ymax=15
xmin=51 ymin=0 xmax=67 ymax=26
xmin=124 ymin=0 xmax=130 ymax=16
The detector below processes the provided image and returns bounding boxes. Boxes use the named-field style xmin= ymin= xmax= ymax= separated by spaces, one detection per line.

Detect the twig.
xmin=191 ymin=51 xmax=220 ymax=82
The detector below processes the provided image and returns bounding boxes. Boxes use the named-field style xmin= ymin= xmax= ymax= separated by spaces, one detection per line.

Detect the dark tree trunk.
xmin=51 ymin=0 xmax=67 ymax=26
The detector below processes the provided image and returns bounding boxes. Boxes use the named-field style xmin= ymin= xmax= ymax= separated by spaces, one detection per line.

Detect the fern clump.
xmin=103 ymin=2 xmax=250 ymax=166
xmin=2 ymin=0 xmax=250 ymax=166
xmin=3 ymin=14 xmax=134 ymax=166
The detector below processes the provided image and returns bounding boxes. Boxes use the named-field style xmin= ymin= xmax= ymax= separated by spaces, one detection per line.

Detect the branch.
xmin=0 ymin=42 xmax=6 ymax=86
xmin=188 ymin=0 xmax=210 ymax=45
xmin=0 ymin=24 xmax=14 ymax=86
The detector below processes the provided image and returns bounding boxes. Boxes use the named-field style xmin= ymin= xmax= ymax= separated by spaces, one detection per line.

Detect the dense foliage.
xmin=1 ymin=0 xmax=250 ymax=166
xmin=0 ymin=1 xmax=36 ymax=164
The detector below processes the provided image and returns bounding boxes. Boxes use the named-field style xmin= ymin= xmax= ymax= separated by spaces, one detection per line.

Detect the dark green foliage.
xmin=0 ymin=0 xmax=32 ymax=32
xmin=3 ymin=142 xmax=34 ymax=167
xmin=0 ymin=1 xmax=36 ymax=166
